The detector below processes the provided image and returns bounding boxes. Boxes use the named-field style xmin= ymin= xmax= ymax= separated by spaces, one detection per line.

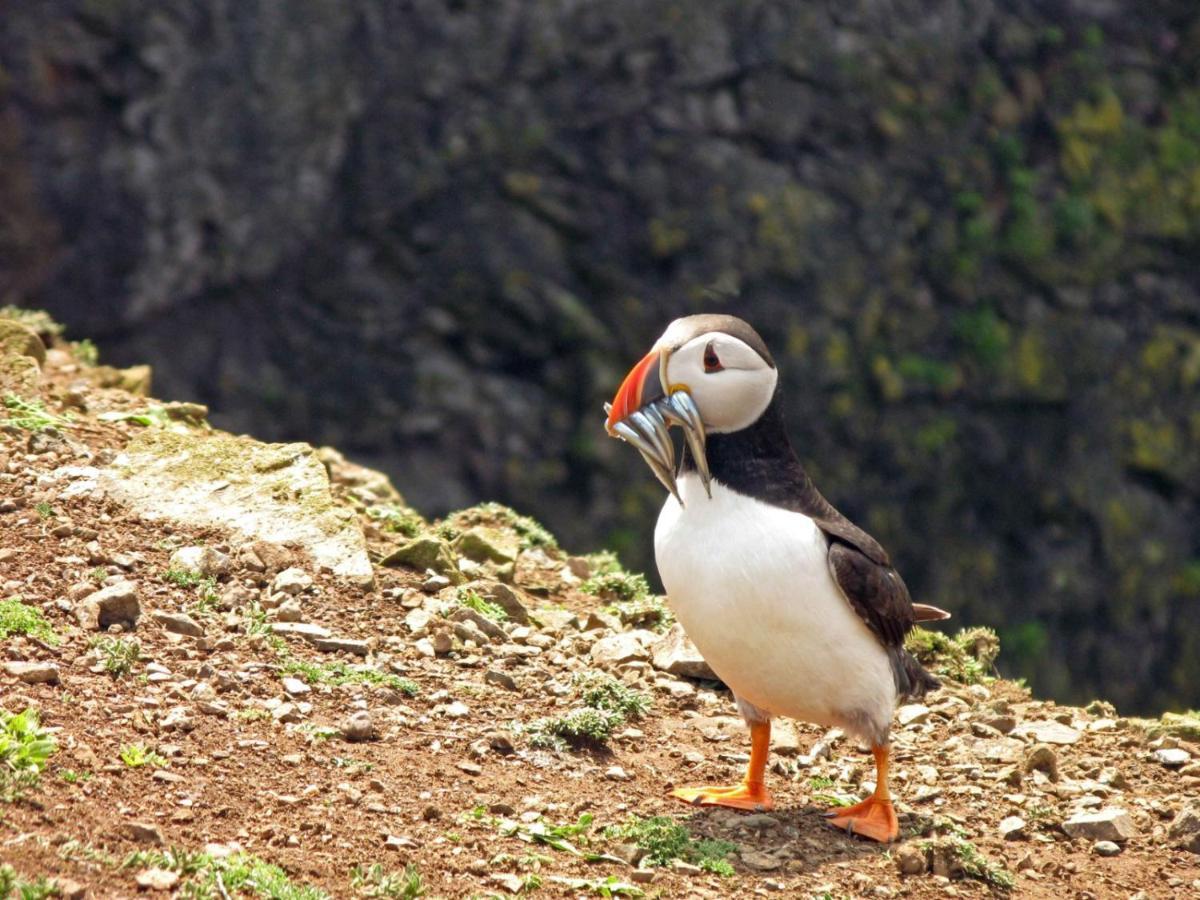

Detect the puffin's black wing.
xmin=825 ymin=540 xmax=914 ymax=647
xmin=825 ymin=538 xmax=941 ymax=700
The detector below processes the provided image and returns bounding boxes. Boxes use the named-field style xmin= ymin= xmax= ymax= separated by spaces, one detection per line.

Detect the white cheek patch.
xmin=665 ymin=333 xmax=778 ymax=433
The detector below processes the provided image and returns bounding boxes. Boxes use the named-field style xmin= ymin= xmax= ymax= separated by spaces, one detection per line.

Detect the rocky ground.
xmin=2 ymin=314 xmax=1200 ymax=899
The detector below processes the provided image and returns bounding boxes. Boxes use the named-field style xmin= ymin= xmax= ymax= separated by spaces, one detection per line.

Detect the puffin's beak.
xmin=604 ymin=348 xmax=711 ymax=504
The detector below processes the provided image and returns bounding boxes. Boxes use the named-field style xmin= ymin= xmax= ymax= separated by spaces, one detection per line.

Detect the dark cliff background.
xmin=2 ymin=1 xmax=1198 ymax=714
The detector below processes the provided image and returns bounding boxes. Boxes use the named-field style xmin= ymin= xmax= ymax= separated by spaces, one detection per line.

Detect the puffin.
xmin=604 ymin=314 xmax=949 ymax=843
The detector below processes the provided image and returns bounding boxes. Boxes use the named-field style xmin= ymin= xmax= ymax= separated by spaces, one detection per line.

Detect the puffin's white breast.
xmin=655 ymin=474 xmax=896 ymax=737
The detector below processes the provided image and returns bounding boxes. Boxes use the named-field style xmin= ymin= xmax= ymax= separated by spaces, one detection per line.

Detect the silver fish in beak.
xmin=604 ymin=348 xmax=712 ymax=504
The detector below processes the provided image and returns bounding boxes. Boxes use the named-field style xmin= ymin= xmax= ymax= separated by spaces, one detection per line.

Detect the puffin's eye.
xmin=703 ymin=341 xmax=723 ymax=373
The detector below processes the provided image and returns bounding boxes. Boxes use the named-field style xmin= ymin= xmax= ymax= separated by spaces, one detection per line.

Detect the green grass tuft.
xmin=2 ymin=394 xmax=72 ymax=431
xmin=456 ymin=588 xmax=508 ymax=622
xmin=0 ymin=598 xmax=60 ymax=645
xmin=603 ymin=815 xmax=737 ymax=875
xmin=572 ymin=672 xmax=650 ymax=720
xmin=527 ymin=707 xmax=624 ymax=750
xmin=349 ymin=863 xmax=425 ymax=898
xmin=89 ymin=636 xmax=140 ymax=678
xmin=278 ymin=656 xmax=418 ymax=697
xmin=119 ymin=743 xmax=167 ymax=769
xmin=0 ymin=708 xmax=57 ymax=802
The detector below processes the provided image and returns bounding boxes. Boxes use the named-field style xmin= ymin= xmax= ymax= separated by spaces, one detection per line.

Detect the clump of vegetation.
xmin=0 ymin=307 xmax=63 ymax=336
xmin=0 ymin=598 xmax=60 ymax=645
xmin=0 ymin=864 xmax=59 ymax=900
xmin=163 ymin=569 xmax=220 ymax=616
xmin=603 ymin=815 xmax=737 ymax=876
xmin=0 ymin=708 xmax=58 ymax=802
xmin=581 ymin=552 xmax=651 ymax=603
xmin=278 ymin=656 xmax=418 ymax=696
xmin=455 ymin=587 xmax=508 ymax=622
xmin=89 ymin=636 xmax=141 ymax=678
xmin=366 ymin=504 xmax=426 ymax=538
xmin=441 ymin=502 xmax=558 ymax=551
xmin=122 ymin=848 xmax=329 ymax=899
xmin=572 ymin=672 xmax=650 ymax=720
xmin=1159 ymin=710 xmax=1200 ymax=741
xmin=34 ymin=502 xmax=53 ymax=519
xmin=918 ymin=837 xmax=1015 ymax=889
xmin=526 ymin=672 xmax=650 ymax=750
xmin=527 ymin=707 xmax=625 ymax=750
xmin=349 ymin=863 xmax=425 ymax=898
xmin=59 ymin=768 xmax=91 ymax=784
xmin=906 ymin=626 xmax=1000 ymax=684
xmin=119 ymin=743 xmax=167 ymax=769
xmin=71 ymin=338 xmax=99 ymax=366
xmin=2 ymin=394 xmax=72 ymax=431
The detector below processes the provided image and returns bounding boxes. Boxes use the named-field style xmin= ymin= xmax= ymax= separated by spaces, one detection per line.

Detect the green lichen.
xmin=906 ymin=626 xmax=1000 ymax=684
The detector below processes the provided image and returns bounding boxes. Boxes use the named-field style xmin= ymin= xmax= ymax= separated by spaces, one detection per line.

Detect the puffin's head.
xmin=604 ymin=314 xmax=777 ymax=502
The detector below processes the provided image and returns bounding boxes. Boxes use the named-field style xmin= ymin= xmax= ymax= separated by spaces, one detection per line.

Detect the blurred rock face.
xmin=2 ymin=2 xmax=1198 ymax=712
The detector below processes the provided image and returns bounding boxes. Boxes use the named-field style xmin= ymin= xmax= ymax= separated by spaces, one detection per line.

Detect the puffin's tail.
xmin=889 ymin=646 xmax=941 ymax=702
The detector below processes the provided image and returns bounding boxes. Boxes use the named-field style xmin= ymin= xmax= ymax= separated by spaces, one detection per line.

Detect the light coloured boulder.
xmin=650 ymin=624 xmax=717 ymax=680
xmin=99 ymin=431 xmax=372 ymax=586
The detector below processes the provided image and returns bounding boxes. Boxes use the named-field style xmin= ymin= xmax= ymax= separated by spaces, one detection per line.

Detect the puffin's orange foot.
xmin=671 ymin=783 xmax=774 ymax=812
xmin=825 ymin=796 xmax=899 ymax=843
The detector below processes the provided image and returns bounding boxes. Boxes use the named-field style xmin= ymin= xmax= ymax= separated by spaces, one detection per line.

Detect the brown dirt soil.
xmin=2 ymin=331 xmax=1199 ymax=899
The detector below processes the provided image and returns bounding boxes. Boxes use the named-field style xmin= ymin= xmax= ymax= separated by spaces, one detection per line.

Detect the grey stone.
xmin=135 ymin=868 xmax=179 ymax=891
xmin=483 ymin=669 xmax=518 ymax=691
xmin=897 ymin=704 xmax=931 ymax=726
xmin=1093 ymin=840 xmax=1122 ymax=857
xmin=340 ymin=711 xmax=376 ymax=742
xmin=1063 ymin=808 xmax=1136 ymax=842
xmin=3 ymin=660 xmax=60 ymax=684
xmin=1023 ymin=743 xmax=1059 ymax=781
xmin=591 ymin=630 xmax=655 ymax=667
xmin=272 ymin=567 xmax=312 ymax=595
xmin=98 ymin=431 xmax=373 ymax=586
xmin=896 ymin=846 xmax=926 ymax=875
xmin=153 ymin=610 xmax=204 ymax=637
xmin=125 ymin=821 xmax=164 ymax=845
xmin=282 ymin=677 xmax=311 ymax=697
xmin=270 ymin=622 xmax=331 ymax=641
xmin=1167 ymin=800 xmax=1200 ymax=854
xmin=312 ymin=636 xmax=369 ymax=656
xmin=454 ymin=527 xmax=519 ymax=564
xmin=450 ymin=606 xmax=506 ymax=640
xmin=168 ymin=546 xmax=230 ymax=578
xmin=650 ymin=624 xmax=717 ymax=680
xmin=465 ymin=581 xmax=530 ymax=625
xmin=1152 ymin=747 xmax=1191 ymax=768
xmin=1013 ymin=720 xmax=1081 ymax=745
xmin=380 ymin=537 xmax=463 ymax=582
xmin=76 ymin=582 xmax=140 ymax=630
xmin=998 ymin=816 xmax=1027 ymax=840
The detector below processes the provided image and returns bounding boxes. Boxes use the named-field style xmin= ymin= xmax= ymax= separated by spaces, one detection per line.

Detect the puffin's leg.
xmin=825 ymin=743 xmax=900 ymax=842
xmin=670 ymin=720 xmax=774 ymax=811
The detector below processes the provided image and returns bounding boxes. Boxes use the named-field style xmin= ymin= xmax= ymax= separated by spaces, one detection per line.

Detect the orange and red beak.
xmin=604 ymin=346 xmax=712 ymax=503
xmin=605 ymin=349 xmax=667 ymax=436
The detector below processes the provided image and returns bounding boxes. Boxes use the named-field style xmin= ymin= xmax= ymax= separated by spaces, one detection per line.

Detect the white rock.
xmin=1013 ymin=720 xmax=1082 ymax=745
xmin=3 ymin=660 xmax=60 ymax=684
xmin=1153 ymin=747 xmax=1191 ymax=768
xmin=75 ymin=582 xmax=140 ymax=630
xmin=282 ymin=677 xmax=311 ymax=697
xmin=168 ymin=546 xmax=230 ymax=578
xmin=98 ymin=431 xmax=373 ymax=585
xmin=591 ymin=630 xmax=657 ymax=667
xmin=650 ymin=624 xmax=718 ymax=680
xmin=272 ymin=567 xmax=312 ymax=595
xmin=897 ymin=704 xmax=931 ymax=726
xmin=1063 ymin=808 xmax=1136 ymax=842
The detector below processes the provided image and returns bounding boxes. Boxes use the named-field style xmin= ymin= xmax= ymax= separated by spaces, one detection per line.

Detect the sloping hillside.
xmin=2 ymin=314 xmax=1199 ymax=898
